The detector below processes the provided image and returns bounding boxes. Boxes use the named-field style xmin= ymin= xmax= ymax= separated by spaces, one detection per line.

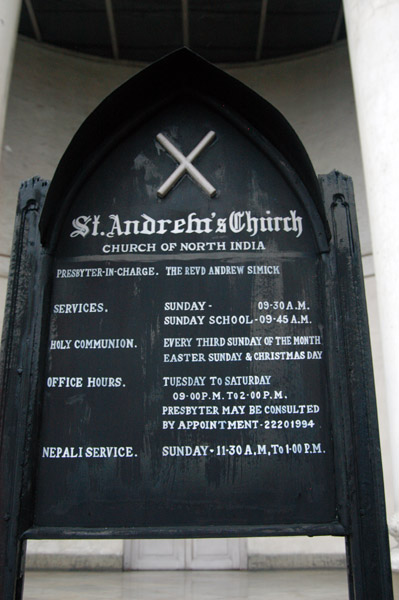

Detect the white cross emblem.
xmin=156 ymin=130 xmax=217 ymax=198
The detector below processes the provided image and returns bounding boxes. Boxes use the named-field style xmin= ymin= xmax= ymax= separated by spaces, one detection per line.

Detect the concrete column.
xmin=0 ymin=0 xmax=22 ymax=162
xmin=343 ymin=0 xmax=399 ymax=564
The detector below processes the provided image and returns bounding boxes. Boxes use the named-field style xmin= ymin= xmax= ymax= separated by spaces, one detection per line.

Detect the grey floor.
xmin=23 ymin=570 xmax=351 ymax=600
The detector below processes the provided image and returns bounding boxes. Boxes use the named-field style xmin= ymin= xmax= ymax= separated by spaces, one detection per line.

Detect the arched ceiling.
xmin=18 ymin=0 xmax=346 ymax=64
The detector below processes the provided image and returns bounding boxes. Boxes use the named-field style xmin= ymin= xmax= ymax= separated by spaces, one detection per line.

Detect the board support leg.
xmin=14 ymin=539 xmax=26 ymax=600
xmin=345 ymin=537 xmax=355 ymax=600
xmin=0 ymin=537 xmax=26 ymax=600
xmin=321 ymin=171 xmax=394 ymax=599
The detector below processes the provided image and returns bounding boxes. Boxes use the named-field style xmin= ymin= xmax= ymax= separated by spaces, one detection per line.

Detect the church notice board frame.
xmin=0 ymin=49 xmax=393 ymax=599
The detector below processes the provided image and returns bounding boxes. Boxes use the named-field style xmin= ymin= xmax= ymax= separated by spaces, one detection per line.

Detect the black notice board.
xmin=0 ymin=49 xmax=393 ymax=599
xmin=35 ymin=99 xmax=335 ymax=528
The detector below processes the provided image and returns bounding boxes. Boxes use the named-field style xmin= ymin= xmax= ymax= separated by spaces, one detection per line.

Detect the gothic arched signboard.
xmin=0 ymin=49 xmax=393 ymax=598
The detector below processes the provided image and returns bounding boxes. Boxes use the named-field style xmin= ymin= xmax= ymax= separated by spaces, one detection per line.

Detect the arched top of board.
xmin=39 ymin=48 xmax=329 ymax=253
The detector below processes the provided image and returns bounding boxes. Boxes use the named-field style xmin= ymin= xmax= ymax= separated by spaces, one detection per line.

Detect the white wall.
xmin=1 ymin=37 xmax=390 ymax=567
xmin=0 ymin=0 xmax=22 ymax=164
